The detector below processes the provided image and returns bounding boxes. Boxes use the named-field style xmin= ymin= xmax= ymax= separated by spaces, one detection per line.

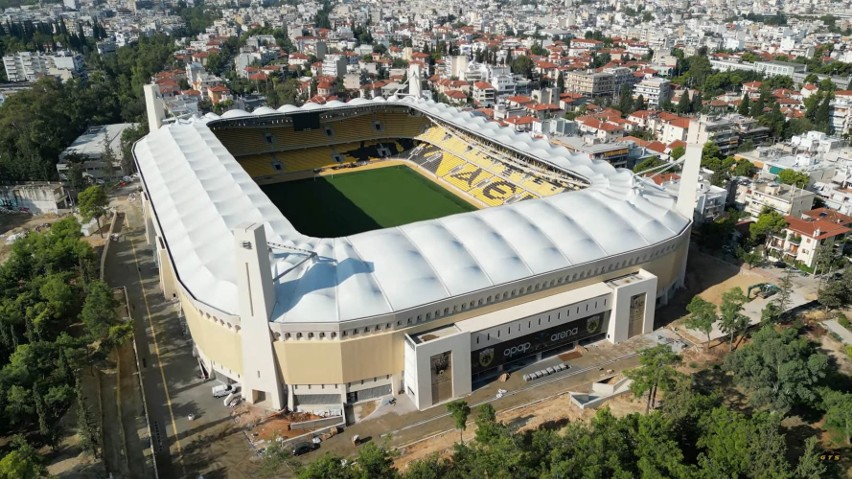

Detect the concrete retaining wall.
xmin=289 ymin=415 xmax=344 ymax=431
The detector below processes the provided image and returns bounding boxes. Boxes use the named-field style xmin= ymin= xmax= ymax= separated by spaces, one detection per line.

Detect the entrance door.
xmin=430 ymin=352 xmax=453 ymax=405
xmin=628 ymin=293 xmax=646 ymax=338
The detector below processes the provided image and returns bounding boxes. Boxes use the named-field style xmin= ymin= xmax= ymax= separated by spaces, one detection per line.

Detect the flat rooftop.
xmin=455 ymin=282 xmax=613 ymax=334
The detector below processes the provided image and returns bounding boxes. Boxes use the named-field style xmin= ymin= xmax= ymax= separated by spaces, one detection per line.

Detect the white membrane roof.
xmin=134 ymin=97 xmax=690 ymax=324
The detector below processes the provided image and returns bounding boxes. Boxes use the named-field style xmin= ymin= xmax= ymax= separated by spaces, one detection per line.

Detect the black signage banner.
xmin=470 ymin=314 xmax=604 ymax=374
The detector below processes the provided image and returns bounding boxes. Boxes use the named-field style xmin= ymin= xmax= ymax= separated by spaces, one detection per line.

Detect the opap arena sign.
xmin=470 ymin=314 xmax=604 ymax=374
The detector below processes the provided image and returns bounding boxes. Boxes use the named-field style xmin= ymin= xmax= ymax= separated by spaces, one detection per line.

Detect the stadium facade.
xmin=133 ymin=95 xmax=695 ymax=412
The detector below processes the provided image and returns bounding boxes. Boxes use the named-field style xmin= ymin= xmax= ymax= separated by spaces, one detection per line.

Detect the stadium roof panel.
xmin=134 ymin=98 xmax=690 ymax=324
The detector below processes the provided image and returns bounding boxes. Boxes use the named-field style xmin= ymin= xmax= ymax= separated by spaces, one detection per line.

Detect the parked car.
xmin=292 ymin=442 xmax=318 ymax=456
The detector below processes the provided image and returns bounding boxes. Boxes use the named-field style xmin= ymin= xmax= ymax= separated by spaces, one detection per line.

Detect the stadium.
xmin=133 ymin=96 xmax=694 ymax=413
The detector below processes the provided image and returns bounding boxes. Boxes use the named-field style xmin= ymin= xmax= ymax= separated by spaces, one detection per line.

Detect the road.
xmin=104 ymin=196 xmax=244 ymax=478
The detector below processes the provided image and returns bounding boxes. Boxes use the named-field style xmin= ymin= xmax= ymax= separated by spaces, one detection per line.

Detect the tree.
xmin=794 ymin=436 xmax=829 ymax=479
xmin=701 ymin=141 xmax=723 ymax=162
xmin=446 ymin=400 xmax=471 ymax=443
xmin=685 ymin=296 xmax=717 ymax=349
xmin=633 ymin=94 xmax=645 ymax=111
xmin=724 ymin=326 xmax=829 ymax=413
xmin=818 ymin=280 xmax=848 ymax=311
xmin=259 ymin=440 xmax=303 ymax=478
xmin=774 ymin=267 xmax=795 ymax=314
xmin=760 ymin=302 xmax=781 ymax=324
xmin=617 ymin=85 xmax=634 ymax=114
xmin=403 ymin=454 xmax=449 ymax=479
xmin=719 ymin=287 xmax=749 ymax=350
xmin=670 ymin=145 xmax=686 ymax=160
xmin=777 ymin=168 xmax=809 ymax=188
xmin=80 ymin=280 xmax=118 ymax=341
xmin=625 ymin=344 xmax=683 ymax=413
xmin=820 ymin=389 xmax=852 ymax=445
xmin=632 ymin=157 xmax=665 ymax=173
xmin=752 ymin=93 xmax=765 ymax=116
xmin=691 ymin=91 xmax=703 ymax=113
xmin=676 ymin=90 xmax=690 ymax=114
xmin=77 ymin=185 xmax=109 ymax=237
xmin=355 ymin=442 xmax=398 ymax=479
xmin=738 ymin=93 xmax=750 ymax=116
xmin=738 ymin=247 xmax=763 ymax=269
xmin=815 ymin=94 xmax=832 ymax=133
xmin=732 ymin=158 xmax=756 ymax=176
xmin=510 ymin=55 xmax=534 ymax=77
xmin=473 ymin=403 xmax=504 ymax=444
xmin=0 ymin=437 xmax=46 ymax=479
xmin=697 ymin=408 xmax=791 ymax=478
xmin=749 ymin=209 xmax=787 ymax=245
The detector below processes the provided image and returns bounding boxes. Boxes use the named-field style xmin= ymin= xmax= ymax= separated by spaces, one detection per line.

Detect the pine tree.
xmin=691 ymin=91 xmax=703 ymax=113
xmin=752 ymin=93 xmax=765 ymax=117
xmin=738 ymin=94 xmax=750 ymax=116
xmin=634 ymin=94 xmax=645 ymax=111
xmin=815 ymin=94 xmax=832 ymax=133
xmin=676 ymin=90 xmax=690 ymax=114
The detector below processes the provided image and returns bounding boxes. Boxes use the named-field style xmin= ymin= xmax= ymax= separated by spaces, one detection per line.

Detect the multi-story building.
xmin=766 ymin=208 xmax=852 ymax=268
xmin=687 ymin=115 xmax=740 ymax=157
xmin=753 ymin=61 xmax=807 ymax=78
xmin=322 ymin=54 xmax=348 ymax=78
xmin=686 ymin=114 xmax=768 ymax=157
xmin=738 ymin=180 xmax=816 ymax=219
xmin=472 ymin=81 xmax=496 ymax=107
xmin=2 ymin=51 xmax=84 ymax=82
xmin=563 ymin=70 xmax=614 ymax=98
xmin=655 ymin=171 xmax=729 ymax=223
xmin=605 ymin=66 xmax=635 ymax=96
xmin=633 ymin=77 xmax=672 ymax=109
xmin=830 ymin=90 xmax=852 ymax=136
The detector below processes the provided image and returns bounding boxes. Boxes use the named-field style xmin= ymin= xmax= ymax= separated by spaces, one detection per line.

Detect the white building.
xmin=737 ymin=181 xmax=816 ymax=219
xmin=633 ymin=77 xmax=672 ymax=108
xmin=753 ymin=61 xmax=807 ymax=78
xmin=766 ymin=208 xmax=852 ymax=268
xmin=2 ymin=51 xmax=84 ymax=82
xmin=57 ymin=123 xmax=137 ymax=181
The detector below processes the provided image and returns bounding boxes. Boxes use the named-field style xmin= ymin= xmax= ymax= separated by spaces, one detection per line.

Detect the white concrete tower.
xmin=234 ymin=223 xmax=284 ymax=410
xmin=409 ymin=64 xmax=422 ymax=98
xmin=674 ymin=142 xmax=702 ymax=289
xmin=676 ymin=143 xmax=702 ymax=219
xmin=143 ymin=84 xmax=165 ymax=133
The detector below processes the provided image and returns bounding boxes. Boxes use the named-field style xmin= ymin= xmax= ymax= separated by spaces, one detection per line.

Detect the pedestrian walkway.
xmin=824 ymin=319 xmax=852 ymax=344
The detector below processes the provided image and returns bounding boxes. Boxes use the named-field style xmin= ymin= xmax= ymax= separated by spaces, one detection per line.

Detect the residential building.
xmin=322 ymin=54 xmax=347 ymax=78
xmin=766 ymin=208 xmax=852 ymax=268
xmin=472 ymin=81 xmax=496 ymax=106
xmin=738 ymin=180 xmax=816 ymax=219
xmin=563 ymin=70 xmax=614 ymax=98
xmin=654 ymin=171 xmax=729 ymax=223
xmin=2 ymin=51 xmax=84 ymax=82
xmin=687 ymin=114 xmax=768 ymax=157
xmin=632 ymin=77 xmax=672 ymax=109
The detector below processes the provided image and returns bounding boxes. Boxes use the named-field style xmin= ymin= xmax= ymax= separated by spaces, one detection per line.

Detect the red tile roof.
xmin=784 ymin=215 xmax=851 ymax=240
xmin=802 ymin=208 xmax=852 ymax=226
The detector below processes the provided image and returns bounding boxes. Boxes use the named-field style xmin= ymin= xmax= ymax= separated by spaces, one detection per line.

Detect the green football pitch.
xmin=260 ymin=166 xmax=477 ymax=237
